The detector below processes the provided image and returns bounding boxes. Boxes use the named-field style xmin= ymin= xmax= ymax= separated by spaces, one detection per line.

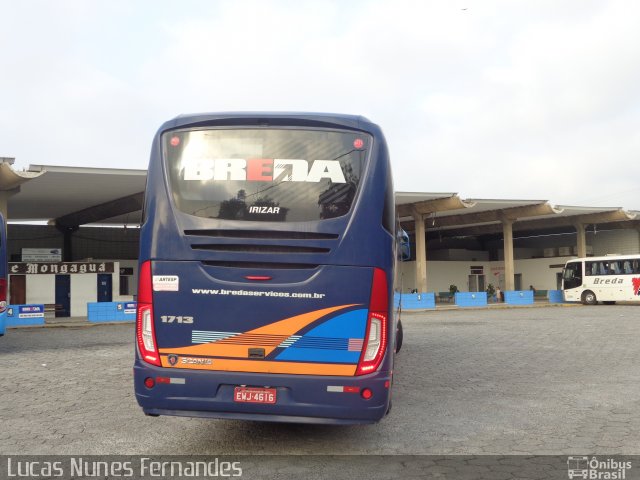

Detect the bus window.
xmin=167 ymin=129 xmax=365 ymax=222
xmin=586 ymin=261 xmax=598 ymax=276
xmin=609 ymin=261 xmax=621 ymax=274
xmin=398 ymin=228 xmax=410 ymax=261
xmin=563 ymin=261 xmax=582 ymax=290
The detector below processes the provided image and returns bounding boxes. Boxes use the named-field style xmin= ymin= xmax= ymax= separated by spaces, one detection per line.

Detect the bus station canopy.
xmin=1 ymin=161 xmax=146 ymax=227
xmin=397 ymin=191 xmax=639 ymax=239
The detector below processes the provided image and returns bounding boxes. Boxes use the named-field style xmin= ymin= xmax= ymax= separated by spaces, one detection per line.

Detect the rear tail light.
xmin=136 ymin=261 xmax=161 ymax=366
xmin=0 ymin=278 xmax=6 ymax=313
xmin=363 ymin=313 xmax=384 ymax=359
xmin=356 ymin=268 xmax=389 ymax=376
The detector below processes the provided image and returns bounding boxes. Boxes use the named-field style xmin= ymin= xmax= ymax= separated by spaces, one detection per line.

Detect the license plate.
xmin=233 ymin=387 xmax=277 ymax=404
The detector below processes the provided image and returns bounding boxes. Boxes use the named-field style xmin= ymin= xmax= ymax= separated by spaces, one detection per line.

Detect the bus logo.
xmin=567 ymin=456 xmax=588 ymax=479
xmin=248 ymin=206 xmax=281 ymax=214
xmin=633 ymin=277 xmax=640 ymax=295
xmin=182 ymin=158 xmax=347 ymax=183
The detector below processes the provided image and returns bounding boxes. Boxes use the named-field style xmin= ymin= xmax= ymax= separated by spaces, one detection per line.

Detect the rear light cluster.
xmin=144 ymin=376 xmax=172 ymax=389
xmin=136 ymin=261 xmax=161 ymax=366
xmin=356 ymin=268 xmax=389 ymax=376
xmin=327 ymin=385 xmax=374 ymax=400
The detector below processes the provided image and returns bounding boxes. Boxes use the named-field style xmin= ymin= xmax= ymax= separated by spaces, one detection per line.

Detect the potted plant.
xmin=486 ymin=283 xmax=496 ymax=302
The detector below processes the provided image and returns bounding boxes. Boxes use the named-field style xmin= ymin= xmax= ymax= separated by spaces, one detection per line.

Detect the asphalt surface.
xmin=1 ymin=305 xmax=639 ymax=478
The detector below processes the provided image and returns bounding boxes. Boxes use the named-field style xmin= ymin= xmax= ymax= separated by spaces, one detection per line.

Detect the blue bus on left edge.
xmin=0 ymin=213 xmax=7 ymax=336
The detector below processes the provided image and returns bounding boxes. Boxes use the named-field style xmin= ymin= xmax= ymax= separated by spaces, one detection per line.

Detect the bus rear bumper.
xmin=134 ymin=362 xmax=391 ymax=425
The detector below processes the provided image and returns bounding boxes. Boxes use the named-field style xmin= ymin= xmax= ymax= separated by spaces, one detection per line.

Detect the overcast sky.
xmin=1 ymin=0 xmax=639 ymax=210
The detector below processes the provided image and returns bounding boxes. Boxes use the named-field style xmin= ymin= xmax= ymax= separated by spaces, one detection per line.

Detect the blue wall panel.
xmin=548 ymin=290 xmax=566 ymax=303
xmin=395 ymin=292 xmax=436 ymax=310
xmin=6 ymin=304 xmax=46 ymax=326
xmin=454 ymin=292 xmax=488 ymax=307
xmin=87 ymin=302 xmax=136 ymax=322
xmin=504 ymin=290 xmax=534 ymax=305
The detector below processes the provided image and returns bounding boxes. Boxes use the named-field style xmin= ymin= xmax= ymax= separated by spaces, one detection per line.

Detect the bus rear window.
xmin=164 ymin=128 xmax=368 ymax=222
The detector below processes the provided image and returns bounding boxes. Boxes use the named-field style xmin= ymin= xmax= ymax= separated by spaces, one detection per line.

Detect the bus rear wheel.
xmin=395 ymin=320 xmax=403 ymax=353
xmin=582 ymin=290 xmax=597 ymax=305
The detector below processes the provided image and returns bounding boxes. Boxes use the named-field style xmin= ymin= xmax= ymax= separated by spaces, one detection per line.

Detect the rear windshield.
xmin=164 ymin=128 xmax=369 ymax=222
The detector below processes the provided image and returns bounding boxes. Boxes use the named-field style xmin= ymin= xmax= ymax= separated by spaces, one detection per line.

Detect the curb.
xmin=7 ymin=320 xmax=134 ymax=329
xmin=403 ymin=302 xmax=582 ymax=314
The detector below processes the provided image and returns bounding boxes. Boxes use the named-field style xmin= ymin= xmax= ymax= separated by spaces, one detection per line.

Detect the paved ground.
xmin=1 ymin=305 xmax=639 ymax=476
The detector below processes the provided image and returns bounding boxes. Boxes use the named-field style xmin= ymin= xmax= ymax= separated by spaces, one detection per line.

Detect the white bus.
xmin=562 ymin=254 xmax=640 ymax=305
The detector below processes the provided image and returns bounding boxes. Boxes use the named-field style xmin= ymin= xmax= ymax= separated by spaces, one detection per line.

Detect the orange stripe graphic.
xmin=160 ymin=355 xmax=357 ymax=376
xmin=158 ymin=304 xmax=357 ymax=359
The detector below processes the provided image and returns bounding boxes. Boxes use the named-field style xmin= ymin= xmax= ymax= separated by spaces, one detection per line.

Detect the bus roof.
xmin=160 ymin=112 xmax=376 ymax=132
xmin=567 ymin=254 xmax=640 ymax=262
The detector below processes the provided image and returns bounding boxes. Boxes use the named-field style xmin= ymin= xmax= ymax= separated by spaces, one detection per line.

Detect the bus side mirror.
xmin=398 ymin=229 xmax=411 ymax=261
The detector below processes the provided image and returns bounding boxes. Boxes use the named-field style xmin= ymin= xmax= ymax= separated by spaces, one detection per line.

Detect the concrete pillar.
xmin=413 ymin=209 xmax=427 ymax=293
xmin=575 ymin=223 xmax=587 ymax=258
xmin=502 ymin=218 xmax=515 ymax=291
xmin=0 ymin=191 xmax=11 ymax=252
xmin=56 ymin=225 xmax=79 ymax=262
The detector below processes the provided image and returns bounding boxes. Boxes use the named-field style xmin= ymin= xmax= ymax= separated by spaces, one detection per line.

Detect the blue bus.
xmin=134 ymin=112 xmax=401 ymax=424
xmin=0 ymin=213 xmax=7 ymax=336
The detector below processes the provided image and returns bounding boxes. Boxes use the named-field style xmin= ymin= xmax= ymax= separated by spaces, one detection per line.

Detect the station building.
xmin=396 ymin=193 xmax=639 ymax=296
xmin=0 ymin=157 xmax=638 ymax=317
